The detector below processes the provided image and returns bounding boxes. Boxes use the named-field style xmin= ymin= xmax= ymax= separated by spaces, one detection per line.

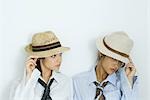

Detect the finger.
xmin=26 ymin=59 xmax=38 ymax=67
xmin=128 ymin=67 xmax=136 ymax=77
xmin=26 ymin=60 xmax=37 ymax=66
xmin=125 ymin=64 xmax=133 ymax=71
xmin=27 ymin=56 xmax=39 ymax=61
xmin=26 ymin=62 xmax=36 ymax=71
xmin=125 ymin=67 xmax=130 ymax=75
xmin=27 ymin=63 xmax=35 ymax=69
xmin=26 ymin=57 xmax=38 ymax=63
xmin=126 ymin=64 xmax=136 ymax=72
xmin=33 ymin=58 xmax=38 ymax=62
xmin=125 ymin=65 xmax=136 ymax=76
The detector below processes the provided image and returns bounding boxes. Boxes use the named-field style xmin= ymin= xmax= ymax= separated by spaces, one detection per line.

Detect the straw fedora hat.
xmin=96 ymin=31 xmax=133 ymax=63
xmin=25 ymin=31 xmax=70 ymax=58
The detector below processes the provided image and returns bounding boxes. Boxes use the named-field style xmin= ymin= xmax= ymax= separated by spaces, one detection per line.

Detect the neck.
xmin=40 ymin=60 xmax=52 ymax=84
xmin=96 ymin=61 xmax=108 ymax=82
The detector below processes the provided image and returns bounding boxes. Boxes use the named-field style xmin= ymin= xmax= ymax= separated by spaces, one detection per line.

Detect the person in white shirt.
xmin=10 ymin=31 xmax=72 ymax=100
xmin=73 ymin=31 xmax=139 ymax=100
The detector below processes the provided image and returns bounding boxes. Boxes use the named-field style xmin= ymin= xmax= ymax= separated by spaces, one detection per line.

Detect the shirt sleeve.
xmin=118 ymin=67 xmax=139 ymax=100
xmin=9 ymin=68 xmax=41 ymax=100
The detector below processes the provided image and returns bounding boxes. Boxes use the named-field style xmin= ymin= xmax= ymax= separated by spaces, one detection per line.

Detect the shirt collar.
xmin=50 ymin=70 xmax=62 ymax=83
xmin=88 ymin=66 xmax=97 ymax=85
xmin=39 ymin=70 xmax=62 ymax=84
xmin=103 ymin=72 xmax=117 ymax=86
xmin=88 ymin=66 xmax=117 ymax=86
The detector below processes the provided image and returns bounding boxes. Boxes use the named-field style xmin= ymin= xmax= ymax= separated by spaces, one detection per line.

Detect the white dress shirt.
xmin=10 ymin=68 xmax=72 ymax=100
xmin=73 ymin=66 xmax=139 ymax=100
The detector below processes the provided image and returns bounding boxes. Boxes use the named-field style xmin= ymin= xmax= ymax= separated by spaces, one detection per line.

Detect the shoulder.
xmin=55 ymin=72 xmax=71 ymax=83
xmin=72 ymin=70 xmax=91 ymax=82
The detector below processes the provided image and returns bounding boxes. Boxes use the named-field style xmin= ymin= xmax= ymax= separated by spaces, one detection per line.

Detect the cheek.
xmin=49 ymin=59 xmax=60 ymax=68
xmin=47 ymin=59 xmax=56 ymax=66
xmin=102 ymin=62 xmax=114 ymax=72
xmin=103 ymin=64 xmax=110 ymax=71
xmin=44 ymin=59 xmax=53 ymax=67
xmin=102 ymin=60 xmax=110 ymax=68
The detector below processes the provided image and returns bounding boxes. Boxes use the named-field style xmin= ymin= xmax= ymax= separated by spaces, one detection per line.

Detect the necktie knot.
xmin=93 ymin=81 xmax=108 ymax=100
xmin=38 ymin=78 xmax=54 ymax=100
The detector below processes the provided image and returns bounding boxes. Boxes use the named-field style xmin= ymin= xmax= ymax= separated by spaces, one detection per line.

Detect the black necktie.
xmin=93 ymin=81 xmax=108 ymax=100
xmin=38 ymin=78 xmax=54 ymax=100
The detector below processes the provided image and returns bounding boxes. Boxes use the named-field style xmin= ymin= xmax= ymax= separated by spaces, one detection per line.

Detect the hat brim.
xmin=25 ymin=44 xmax=70 ymax=58
xmin=96 ymin=36 xmax=129 ymax=64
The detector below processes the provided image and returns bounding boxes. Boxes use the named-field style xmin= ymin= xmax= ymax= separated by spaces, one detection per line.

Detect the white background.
xmin=1 ymin=0 xmax=149 ymax=100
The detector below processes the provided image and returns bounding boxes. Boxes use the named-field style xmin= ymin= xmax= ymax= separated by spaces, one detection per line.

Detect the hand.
xmin=26 ymin=56 xmax=38 ymax=78
xmin=125 ymin=57 xmax=136 ymax=86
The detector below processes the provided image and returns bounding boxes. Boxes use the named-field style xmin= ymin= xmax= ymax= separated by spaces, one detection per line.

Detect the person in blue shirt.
xmin=73 ymin=31 xmax=139 ymax=100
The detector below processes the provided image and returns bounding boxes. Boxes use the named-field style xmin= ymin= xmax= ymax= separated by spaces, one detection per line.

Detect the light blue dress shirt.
xmin=73 ymin=66 xmax=139 ymax=100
